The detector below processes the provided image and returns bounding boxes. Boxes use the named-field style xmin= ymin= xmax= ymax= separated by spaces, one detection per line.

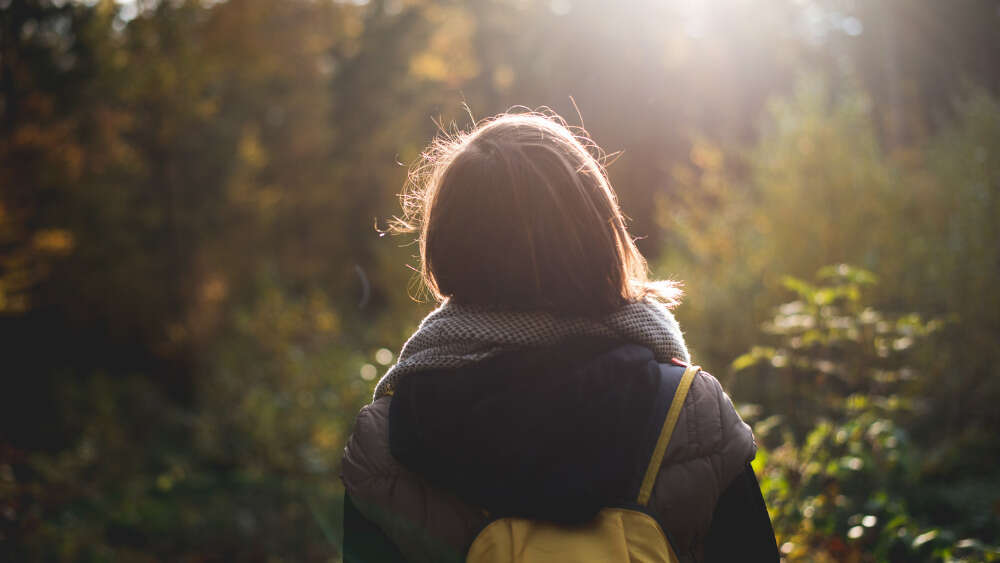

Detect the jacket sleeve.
xmin=703 ymin=464 xmax=779 ymax=562
xmin=648 ymin=370 xmax=759 ymax=559
xmin=341 ymin=397 xmax=484 ymax=563
xmin=342 ymin=492 xmax=407 ymax=563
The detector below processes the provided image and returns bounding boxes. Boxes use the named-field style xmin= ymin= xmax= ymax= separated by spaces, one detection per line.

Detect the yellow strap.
xmin=637 ymin=364 xmax=699 ymax=506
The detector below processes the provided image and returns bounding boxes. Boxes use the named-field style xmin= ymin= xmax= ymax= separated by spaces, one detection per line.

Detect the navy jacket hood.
xmin=388 ymin=336 xmax=675 ymax=524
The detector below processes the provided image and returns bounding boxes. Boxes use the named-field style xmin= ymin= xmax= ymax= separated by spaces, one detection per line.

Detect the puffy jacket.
xmin=341 ymin=337 xmax=775 ymax=562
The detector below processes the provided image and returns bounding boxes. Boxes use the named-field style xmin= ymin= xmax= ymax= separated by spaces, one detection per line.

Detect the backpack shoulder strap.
xmin=636 ymin=363 xmax=700 ymax=506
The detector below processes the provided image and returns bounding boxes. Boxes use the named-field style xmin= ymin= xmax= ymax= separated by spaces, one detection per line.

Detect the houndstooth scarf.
xmin=373 ymin=298 xmax=690 ymax=400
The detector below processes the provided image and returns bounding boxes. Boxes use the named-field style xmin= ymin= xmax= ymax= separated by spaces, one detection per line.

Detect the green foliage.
xmin=739 ymin=267 xmax=999 ymax=562
xmin=731 ymin=264 xmax=938 ymax=436
xmin=2 ymin=0 xmax=1000 ymax=560
xmin=659 ymin=78 xmax=1000 ymax=529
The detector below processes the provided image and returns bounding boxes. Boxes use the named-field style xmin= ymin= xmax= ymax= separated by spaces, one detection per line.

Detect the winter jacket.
xmin=341 ymin=336 xmax=777 ymax=562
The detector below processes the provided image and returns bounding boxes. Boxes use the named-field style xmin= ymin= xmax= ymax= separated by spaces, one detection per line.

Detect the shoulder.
xmin=669 ymin=368 xmax=756 ymax=468
xmin=341 ymin=397 xmax=485 ymax=563
xmin=649 ymin=368 xmax=757 ymax=558
xmin=342 ymin=397 xmax=399 ymax=485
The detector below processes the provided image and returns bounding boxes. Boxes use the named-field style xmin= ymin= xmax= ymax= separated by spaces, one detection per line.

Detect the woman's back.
xmin=340 ymin=111 xmax=776 ymax=561
xmin=342 ymin=338 xmax=761 ymax=561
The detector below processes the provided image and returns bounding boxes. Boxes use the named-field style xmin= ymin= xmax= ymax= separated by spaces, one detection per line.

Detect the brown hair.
xmin=392 ymin=111 xmax=680 ymax=316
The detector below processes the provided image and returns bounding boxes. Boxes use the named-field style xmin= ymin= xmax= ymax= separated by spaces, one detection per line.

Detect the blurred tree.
xmin=659 ymin=79 xmax=1000 ymax=442
xmin=2 ymin=0 xmax=1000 ymax=559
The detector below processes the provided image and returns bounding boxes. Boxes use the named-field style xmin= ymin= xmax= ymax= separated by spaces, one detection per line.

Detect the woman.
xmin=341 ymin=112 xmax=778 ymax=562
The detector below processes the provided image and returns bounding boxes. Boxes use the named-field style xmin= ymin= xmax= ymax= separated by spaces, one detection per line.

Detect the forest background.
xmin=2 ymin=0 xmax=999 ymax=561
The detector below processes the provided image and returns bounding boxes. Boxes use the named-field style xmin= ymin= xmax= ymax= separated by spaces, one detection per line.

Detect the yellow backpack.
xmin=465 ymin=363 xmax=699 ymax=563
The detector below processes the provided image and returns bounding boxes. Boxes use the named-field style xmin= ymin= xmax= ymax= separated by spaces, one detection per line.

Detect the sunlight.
xmin=5 ymin=0 xmax=998 ymax=560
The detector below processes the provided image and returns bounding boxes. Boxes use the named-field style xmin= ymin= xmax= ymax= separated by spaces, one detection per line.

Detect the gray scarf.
xmin=373 ymin=298 xmax=690 ymax=400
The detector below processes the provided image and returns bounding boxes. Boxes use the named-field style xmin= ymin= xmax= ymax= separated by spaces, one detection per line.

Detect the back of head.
xmin=395 ymin=111 xmax=678 ymax=316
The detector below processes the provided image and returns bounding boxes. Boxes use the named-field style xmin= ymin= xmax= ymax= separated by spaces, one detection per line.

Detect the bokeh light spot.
xmin=375 ymin=348 xmax=394 ymax=365
xmin=360 ymin=363 xmax=377 ymax=381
